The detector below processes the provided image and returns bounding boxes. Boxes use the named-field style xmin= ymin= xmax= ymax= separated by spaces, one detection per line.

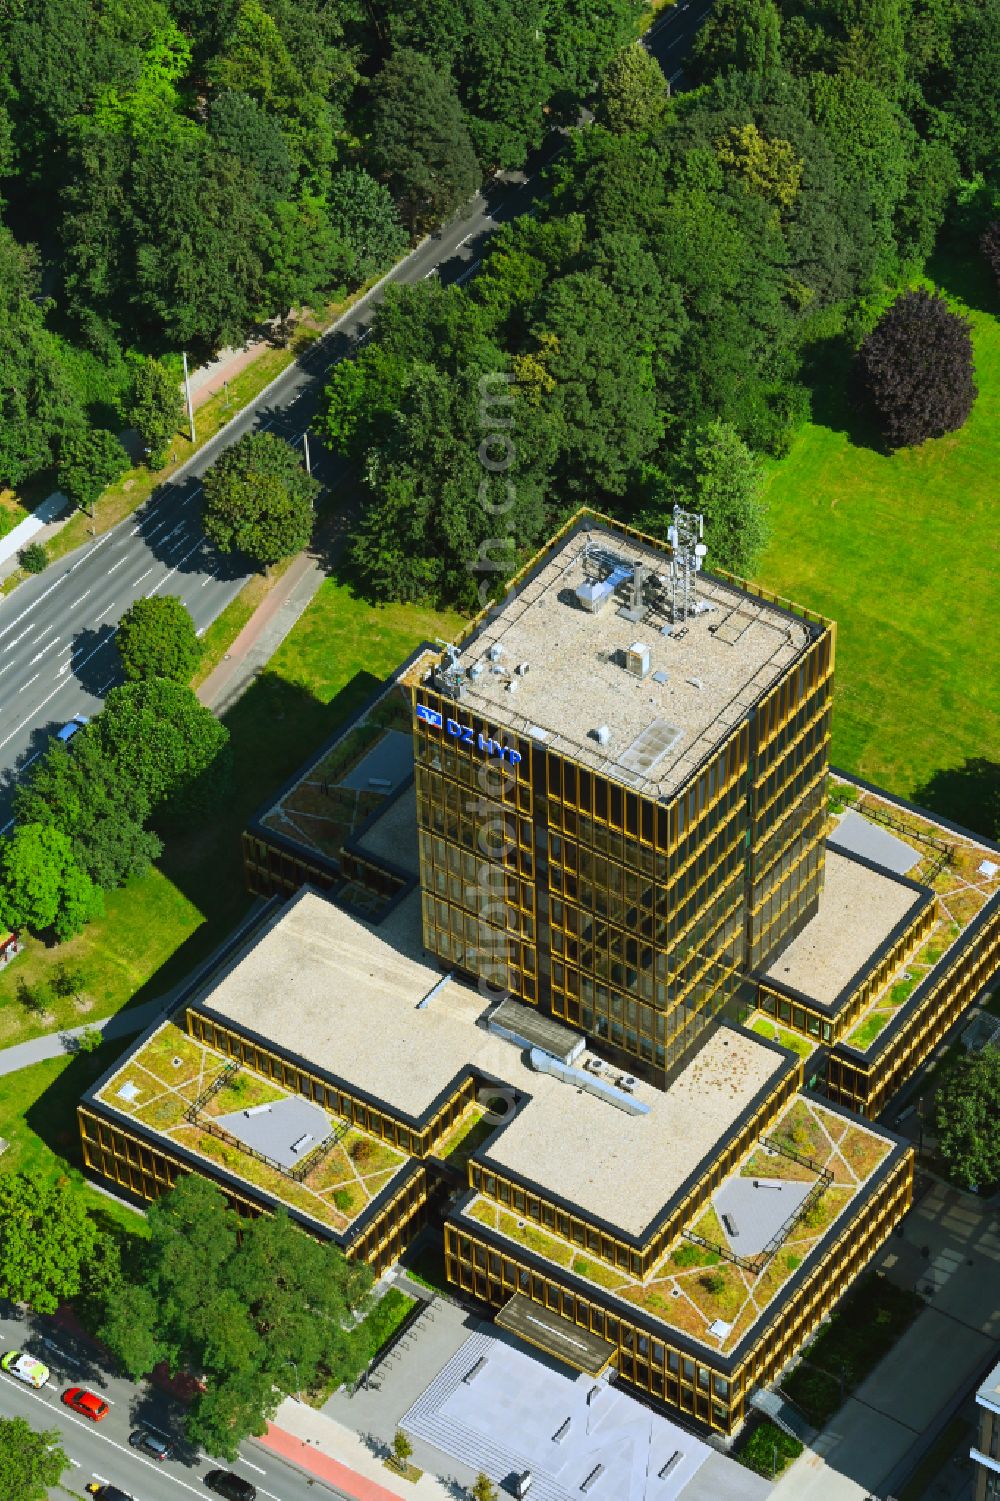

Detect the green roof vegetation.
xmin=96 ymin=1019 xmax=409 ymax=1235
xmin=462 ymin=1095 xmax=892 ymax=1354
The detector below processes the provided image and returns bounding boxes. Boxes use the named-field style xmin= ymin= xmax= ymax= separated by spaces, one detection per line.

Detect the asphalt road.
xmin=0 ymin=0 xmax=714 ymax=831
xmin=0 ymin=1303 xmax=353 ymax=1501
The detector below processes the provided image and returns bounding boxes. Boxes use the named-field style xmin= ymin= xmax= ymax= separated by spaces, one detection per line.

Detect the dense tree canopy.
xmin=367 ymin=49 xmax=481 ymax=232
xmin=202 ymin=430 xmax=318 ymax=567
xmin=854 ymin=288 xmax=978 ymax=447
xmin=91 ymin=679 xmax=233 ymax=820
xmin=13 ymin=735 xmax=161 ymax=891
xmin=126 ymin=355 xmax=184 ymax=467
xmin=100 ymin=1176 xmax=373 ymax=1458
xmin=116 ymin=595 xmax=202 ymax=683
xmin=0 ymin=0 xmax=989 ymax=592
xmin=638 ymin=420 xmax=768 ymax=576
xmin=935 ymin=1046 xmax=1000 ymax=1191
xmin=57 ymin=427 xmax=130 ymax=513
xmin=0 ymin=822 xmax=104 ymax=941
xmin=0 ymin=1417 xmax=69 ymax=1501
xmin=0 ymin=1174 xmax=99 ymax=1312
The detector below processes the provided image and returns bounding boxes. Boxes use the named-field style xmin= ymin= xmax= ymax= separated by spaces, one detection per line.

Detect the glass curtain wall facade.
xmin=746 ymin=625 xmax=835 ymax=970
xmin=412 ymin=568 xmax=835 ymax=1087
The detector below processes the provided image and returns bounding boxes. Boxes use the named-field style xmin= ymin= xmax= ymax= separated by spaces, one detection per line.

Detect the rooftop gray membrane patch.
xmin=712 ymin=1176 xmax=815 ymax=1259
xmin=827 ymin=810 xmax=920 ymax=877
xmin=338 ymin=729 xmax=413 ymax=792
xmin=214 ymin=1094 xmax=332 ymax=1170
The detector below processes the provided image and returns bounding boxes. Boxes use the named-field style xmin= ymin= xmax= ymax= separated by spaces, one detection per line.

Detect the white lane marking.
xmin=5 ymin=624 xmax=37 ymax=649
xmin=146 ymin=537 xmax=207 ymax=597
xmin=161 ymin=523 xmax=186 ymax=544
xmin=239 ymin=1458 xmax=265 ymax=1473
xmin=256 ymin=1488 xmax=280 ymax=1500
xmin=67 ymin=532 xmax=114 ymax=573
xmin=94 ymin=603 xmax=116 ymax=622
xmin=1 ymin=633 xmax=116 ymax=747
xmin=21 ymin=673 xmax=39 ymax=690
xmin=669 ymin=66 xmax=683 ymax=81
xmin=456 ymin=232 xmax=475 ymax=247
xmin=134 ymin=568 xmax=153 ymax=583
xmin=69 ymin=590 xmax=91 ymax=608
xmin=107 ymin=556 xmax=127 ymax=572
xmin=454 ymin=259 xmax=481 ymax=285
xmin=0 ymin=573 xmax=69 ymax=633
xmin=91 ymin=1476 xmax=110 ymax=1486
xmin=32 ymin=622 xmax=56 ymax=643
xmin=96 ymin=677 xmax=116 ymax=694
xmin=0 ymin=819 xmax=13 ymax=835
xmin=422 ymin=267 xmax=438 ymax=278
xmin=28 ymin=641 xmax=59 ymax=664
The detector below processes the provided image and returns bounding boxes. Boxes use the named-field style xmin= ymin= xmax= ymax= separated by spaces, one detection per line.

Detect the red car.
xmin=62 ymin=1387 xmax=110 ymax=1422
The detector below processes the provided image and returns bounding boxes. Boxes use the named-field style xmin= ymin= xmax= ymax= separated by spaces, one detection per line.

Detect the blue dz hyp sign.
xmin=416 ymin=703 xmax=522 ymax=767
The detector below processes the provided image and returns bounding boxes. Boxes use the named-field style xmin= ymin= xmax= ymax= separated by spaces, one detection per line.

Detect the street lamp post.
xmin=284 ymin=1358 xmax=301 ymax=1402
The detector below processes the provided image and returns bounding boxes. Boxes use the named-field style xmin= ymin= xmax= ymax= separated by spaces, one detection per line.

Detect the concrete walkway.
xmin=196 ymin=548 xmax=326 ymax=715
xmin=262 ymin=1400 xmax=456 ymax=1501
xmin=0 ymin=996 xmax=170 ymax=1076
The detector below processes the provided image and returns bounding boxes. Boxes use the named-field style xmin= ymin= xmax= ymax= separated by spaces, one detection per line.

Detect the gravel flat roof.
xmin=195 ymin=888 xmax=786 ymax=1235
xmin=445 ymin=524 xmax=811 ymax=799
xmin=764 ymin=849 xmax=925 ymax=1007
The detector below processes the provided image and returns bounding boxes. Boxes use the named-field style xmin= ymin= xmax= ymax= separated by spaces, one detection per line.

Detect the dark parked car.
xmin=86 ymin=1486 xmax=134 ymax=1500
xmin=129 ymin=1426 xmax=173 ymax=1460
xmin=205 ymin=1472 xmax=257 ymax=1501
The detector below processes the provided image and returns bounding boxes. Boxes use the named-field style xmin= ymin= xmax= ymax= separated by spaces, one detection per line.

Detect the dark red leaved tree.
xmin=853 ymin=288 xmax=977 ymax=448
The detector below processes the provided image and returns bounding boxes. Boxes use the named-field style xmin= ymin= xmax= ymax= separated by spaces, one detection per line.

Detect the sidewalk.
xmin=196 ymin=548 xmax=326 ymax=714
xmin=261 ymin=1399 xmax=456 ymax=1501
xmin=0 ymin=996 xmax=168 ymax=1077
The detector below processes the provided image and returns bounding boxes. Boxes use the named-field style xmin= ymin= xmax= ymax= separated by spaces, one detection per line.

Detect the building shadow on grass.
xmin=912 ymin=758 xmax=1000 ymax=844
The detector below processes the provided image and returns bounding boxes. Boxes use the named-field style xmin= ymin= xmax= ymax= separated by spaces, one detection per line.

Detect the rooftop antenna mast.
xmin=434 ymin=638 xmax=464 ymax=700
xmin=666 ymin=507 xmax=707 ymax=623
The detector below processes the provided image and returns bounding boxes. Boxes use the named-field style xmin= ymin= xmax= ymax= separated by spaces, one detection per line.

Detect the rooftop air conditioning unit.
xmin=626 ymin=642 xmax=651 ymax=679
xmin=594 ymin=725 xmax=611 ymax=747
xmin=468 ymin=662 xmax=485 ymax=683
xmin=488 ymin=641 xmax=504 ymax=662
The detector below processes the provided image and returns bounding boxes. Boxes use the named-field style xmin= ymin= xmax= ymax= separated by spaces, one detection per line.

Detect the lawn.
xmin=0 ymin=572 xmax=465 ymax=1146
xmin=0 ymin=1041 xmax=150 ymax=1241
xmin=749 ymin=1014 xmax=818 ymax=1060
xmin=756 ymin=247 xmax=999 ymax=832
xmin=0 ymin=872 xmax=202 ymax=1048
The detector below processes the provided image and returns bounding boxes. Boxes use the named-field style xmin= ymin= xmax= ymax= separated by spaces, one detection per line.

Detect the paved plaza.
xmin=773 ymin=1178 xmax=999 ymax=1501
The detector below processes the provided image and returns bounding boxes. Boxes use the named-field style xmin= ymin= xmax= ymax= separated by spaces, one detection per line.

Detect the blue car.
xmin=56 ymin=714 xmax=89 ymax=743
